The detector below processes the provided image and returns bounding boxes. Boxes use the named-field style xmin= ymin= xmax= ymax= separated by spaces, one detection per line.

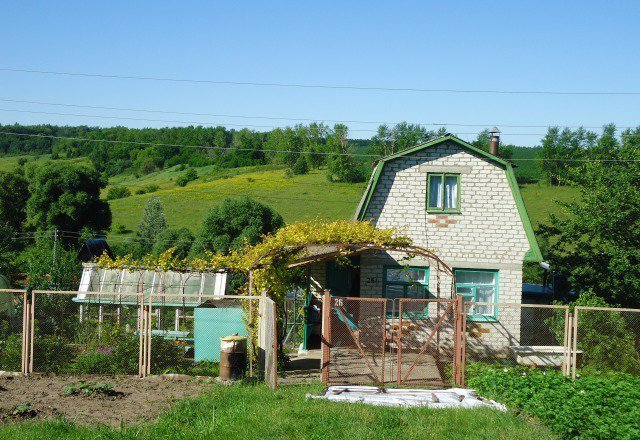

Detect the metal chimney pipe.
xmin=489 ymin=127 xmax=500 ymax=156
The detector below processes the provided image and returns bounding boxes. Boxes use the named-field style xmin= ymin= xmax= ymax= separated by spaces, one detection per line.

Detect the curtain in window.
xmin=429 ymin=175 xmax=443 ymax=208
xmin=444 ymin=176 xmax=458 ymax=209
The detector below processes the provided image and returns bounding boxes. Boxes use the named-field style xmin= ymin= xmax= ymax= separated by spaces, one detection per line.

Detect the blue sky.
xmin=1 ymin=1 xmax=639 ymax=146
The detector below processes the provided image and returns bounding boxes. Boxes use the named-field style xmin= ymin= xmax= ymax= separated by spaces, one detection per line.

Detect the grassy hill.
xmin=106 ymin=164 xmax=577 ymax=238
xmin=108 ymin=165 xmax=368 ymax=236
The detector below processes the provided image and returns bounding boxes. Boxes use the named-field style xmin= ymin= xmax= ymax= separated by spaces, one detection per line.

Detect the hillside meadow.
xmin=106 ymin=165 xmax=577 ymax=238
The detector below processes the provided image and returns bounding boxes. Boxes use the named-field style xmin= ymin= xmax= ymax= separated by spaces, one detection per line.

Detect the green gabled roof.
xmin=354 ymin=134 xmax=543 ymax=262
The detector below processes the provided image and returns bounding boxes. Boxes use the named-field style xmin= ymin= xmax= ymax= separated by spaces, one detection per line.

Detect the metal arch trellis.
xmin=248 ymin=242 xmax=457 ymax=298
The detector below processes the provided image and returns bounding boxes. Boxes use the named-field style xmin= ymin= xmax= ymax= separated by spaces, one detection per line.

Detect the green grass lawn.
xmin=0 ymin=383 xmax=555 ymax=440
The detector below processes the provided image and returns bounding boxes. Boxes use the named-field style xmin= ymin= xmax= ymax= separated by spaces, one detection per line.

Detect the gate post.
xmin=321 ymin=290 xmax=331 ymax=384
xmin=453 ymin=294 xmax=464 ymax=386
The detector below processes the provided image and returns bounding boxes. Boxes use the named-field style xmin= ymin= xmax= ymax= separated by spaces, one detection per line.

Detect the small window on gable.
xmin=427 ymin=173 xmax=460 ymax=212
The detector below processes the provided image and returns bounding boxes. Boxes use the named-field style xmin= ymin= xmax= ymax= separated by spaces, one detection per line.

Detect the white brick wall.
xmin=357 ymin=141 xmax=529 ymax=349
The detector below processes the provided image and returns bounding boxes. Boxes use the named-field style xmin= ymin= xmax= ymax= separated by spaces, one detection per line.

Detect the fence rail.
xmin=320 ymin=293 xmax=640 ymax=387
xmin=0 ymin=289 xmax=277 ymax=389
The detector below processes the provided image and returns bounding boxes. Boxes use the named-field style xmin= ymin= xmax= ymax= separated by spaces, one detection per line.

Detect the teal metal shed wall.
xmin=193 ymin=307 xmax=246 ymax=362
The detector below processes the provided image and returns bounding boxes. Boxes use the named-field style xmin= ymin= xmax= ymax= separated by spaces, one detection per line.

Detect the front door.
xmin=326 ymin=257 xmax=360 ymax=297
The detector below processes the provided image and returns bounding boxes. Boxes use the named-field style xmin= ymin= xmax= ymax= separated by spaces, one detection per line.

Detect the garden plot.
xmin=0 ymin=374 xmax=207 ymax=427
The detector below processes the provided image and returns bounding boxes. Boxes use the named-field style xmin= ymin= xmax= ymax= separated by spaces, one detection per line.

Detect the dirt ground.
xmin=0 ymin=373 xmax=210 ymax=427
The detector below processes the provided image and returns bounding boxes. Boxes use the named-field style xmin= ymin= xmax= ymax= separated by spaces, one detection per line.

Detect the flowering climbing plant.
xmin=95 ymin=220 xmax=415 ymax=306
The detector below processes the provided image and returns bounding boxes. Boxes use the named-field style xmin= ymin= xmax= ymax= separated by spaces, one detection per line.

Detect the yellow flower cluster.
xmin=96 ymin=220 xmax=413 ymax=305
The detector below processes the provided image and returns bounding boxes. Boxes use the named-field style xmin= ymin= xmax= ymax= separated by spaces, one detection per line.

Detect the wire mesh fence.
xmin=30 ymin=291 xmax=144 ymax=375
xmin=0 ymin=290 xmax=26 ymax=373
xmin=9 ymin=290 xmax=276 ymax=388
xmin=463 ymin=303 xmax=570 ymax=372
xmin=396 ymin=299 xmax=457 ymax=386
xmin=573 ymin=307 xmax=640 ymax=377
xmin=325 ymin=296 xmax=389 ymax=385
xmin=146 ymin=293 xmax=260 ymax=378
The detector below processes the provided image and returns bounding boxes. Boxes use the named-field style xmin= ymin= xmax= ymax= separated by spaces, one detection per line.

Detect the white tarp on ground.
xmin=309 ymin=386 xmax=506 ymax=410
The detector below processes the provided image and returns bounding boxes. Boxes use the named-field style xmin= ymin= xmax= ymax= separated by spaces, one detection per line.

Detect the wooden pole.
xmin=397 ymin=300 xmax=403 ymax=386
xmin=21 ymin=291 xmax=27 ymax=375
xmin=572 ymin=309 xmax=579 ymax=379
xmin=29 ymin=291 xmax=34 ymax=375
xmin=321 ymin=290 xmax=331 ymax=384
xmin=381 ymin=300 xmax=386 ymax=385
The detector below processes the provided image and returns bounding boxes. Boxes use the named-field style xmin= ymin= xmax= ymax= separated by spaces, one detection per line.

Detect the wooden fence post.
xmin=321 ymin=290 xmax=331 ymax=384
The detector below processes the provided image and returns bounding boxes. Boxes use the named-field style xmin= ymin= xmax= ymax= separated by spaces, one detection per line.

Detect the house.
xmin=301 ymin=132 xmax=542 ymax=353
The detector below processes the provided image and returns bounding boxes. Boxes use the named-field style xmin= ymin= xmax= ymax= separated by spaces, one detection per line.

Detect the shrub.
xmin=114 ymin=223 xmax=129 ymax=234
xmin=292 ymin=155 xmax=309 ymax=175
xmin=135 ymin=188 xmax=146 ymax=195
xmin=144 ymin=184 xmax=160 ymax=193
xmin=176 ymin=168 xmax=198 ymax=187
xmin=468 ymin=364 xmax=640 ymax=439
xmin=106 ymin=186 xmax=131 ymax=200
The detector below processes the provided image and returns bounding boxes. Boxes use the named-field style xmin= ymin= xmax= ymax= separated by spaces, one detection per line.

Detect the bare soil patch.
xmin=0 ymin=374 xmax=209 ymax=427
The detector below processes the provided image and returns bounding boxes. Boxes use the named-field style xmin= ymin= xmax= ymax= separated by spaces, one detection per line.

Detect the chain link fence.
xmin=463 ymin=303 xmax=570 ymax=373
xmin=396 ymin=299 xmax=457 ymax=386
xmin=9 ymin=290 xmax=276 ymax=388
xmin=573 ymin=307 xmax=640 ymax=377
xmin=324 ymin=296 xmax=389 ymax=385
xmin=0 ymin=289 xmax=26 ymax=373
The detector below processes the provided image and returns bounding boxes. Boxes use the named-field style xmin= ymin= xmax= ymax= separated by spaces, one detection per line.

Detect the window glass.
xmin=386 ymin=268 xmax=426 ymax=283
xmin=428 ymin=173 xmax=460 ymax=211
xmin=428 ymin=175 xmax=443 ymax=208
xmin=455 ymin=270 xmax=498 ymax=319
xmin=444 ymin=175 xmax=458 ymax=209
xmin=183 ymin=273 xmax=202 ymax=296
xmin=385 ymin=284 xmax=404 ymax=299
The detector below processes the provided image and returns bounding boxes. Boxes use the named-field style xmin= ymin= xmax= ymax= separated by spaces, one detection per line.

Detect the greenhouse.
xmin=73 ymin=263 xmax=239 ymax=361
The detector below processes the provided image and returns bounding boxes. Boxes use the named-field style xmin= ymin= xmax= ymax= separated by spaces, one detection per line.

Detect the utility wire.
xmin=0 ymin=131 xmax=381 ymax=157
xmin=2 ymin=130 xmax=640 ymax=162
xmin=0 ymin=107 xmax=554 ymax=136
xmin=0 ymin=97 xmax=633 ymax=130
xmin=2 ymin=67 xmax=640 ymax=96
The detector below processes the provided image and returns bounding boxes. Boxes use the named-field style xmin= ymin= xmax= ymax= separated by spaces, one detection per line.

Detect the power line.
xmin=0 ymin=97 xmax=633 ymax=130
xmin=0 ymin=131 xmax=380 ymax=157
xmin=3 ymin=130 xmax=640 ymax=162
xmin=2 ymin=67 xmax=640 ymax=96
xmin=0 ymin=107 xmax=555 ymax=136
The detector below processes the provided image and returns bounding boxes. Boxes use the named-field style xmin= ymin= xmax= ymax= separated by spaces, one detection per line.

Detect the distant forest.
xmin=0 ymin=121 xmax=596 ymax=184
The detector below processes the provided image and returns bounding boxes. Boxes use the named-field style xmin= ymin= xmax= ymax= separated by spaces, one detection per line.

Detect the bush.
xmin=468 ymin=364 xmax=640 ymax=439
xmin=176 ymin=168 xmax=198 ymax=187
xmin=292 ymin=155 xmax=309 ymax=175
xmin=106 ymin=186 xmax=132 ymax=201
xmin=114 ymin=223 xmax=129 ymax=234
xmin=144 ymin=184 xmax=160 ymax=193
xmin=152 ymin=227 xmax=194 ymax=259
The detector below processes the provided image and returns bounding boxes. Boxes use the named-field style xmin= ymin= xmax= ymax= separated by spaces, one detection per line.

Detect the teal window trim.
xmin=455 ymin=269 xmax=499 ymax=322
xmin=382 ymin=266 xmax=430 ymax=317
xmin=427 ymin=173 xmax=461 ymax=213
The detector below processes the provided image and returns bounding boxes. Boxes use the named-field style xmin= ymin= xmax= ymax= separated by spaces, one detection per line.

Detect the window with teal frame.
xmin=427 ymin=173 xmax=460 ymax=213
xmin=383 ymin=266 xmax=429 ymax=316
xmin=455 ymin=269 xmax=498 ymax=321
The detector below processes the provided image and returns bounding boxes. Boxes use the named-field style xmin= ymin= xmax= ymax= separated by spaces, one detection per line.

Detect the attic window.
xmin=427 ymin=173 xmax=460 ymax=213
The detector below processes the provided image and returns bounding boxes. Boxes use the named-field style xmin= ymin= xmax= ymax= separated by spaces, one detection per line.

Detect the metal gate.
xmin=322 ymin=292 xmax=464 ymax=386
